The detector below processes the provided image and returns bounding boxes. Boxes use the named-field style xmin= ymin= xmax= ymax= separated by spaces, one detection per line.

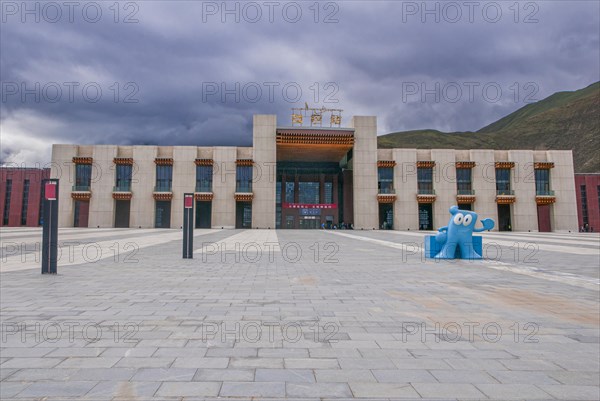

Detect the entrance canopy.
xmin=276 ymin=127 xmax=354 ymax=162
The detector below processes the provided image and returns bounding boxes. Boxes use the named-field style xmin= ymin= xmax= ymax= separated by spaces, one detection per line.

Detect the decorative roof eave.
xmin=195 ymin=159 xmax=214 ymax=166
xmin=113 ymin=157 xmax=133 ymax=165
xmin=377 ymin=160 xmax=396 ymax=168
xmin=377 ymin=194 xmax=397 ymax=203
xmin=417 ymin=195 xmax=437 ymax=204
xmin=536 ymin=196 xmax=556 ymax=205
xmin=154 ymin=158 xmax=173 ymax=166
xmin=234 ymin=193 xmax=253 ymax=202
xmin=416 ymin=161 xmax=436 ymax=168
xmin=495 ymin=161 xmax=515 ymax=169
xmin=496 ymin=196 xmax=516 ymax=204
xmin=456 ymin=195 xmax=476 ymax=203
xmin=236 ymin=159 xmax=254 ymax=166
xmin=153 ymin=192 xmax=173 ymax=201
xmin=455 ymin=161 xmax=476 ymax=169
xmin=73 ymin=157 xmax=93 ymax=165
xmin=112 ymin=192 xmax=133 ymax=200
xmin=194 ymin=192 xmax=214 ymax=201
xmin=71 ymin=192 xmax=92 ymax=201
xmin=534 ymin=162 xmax=555 ymax=170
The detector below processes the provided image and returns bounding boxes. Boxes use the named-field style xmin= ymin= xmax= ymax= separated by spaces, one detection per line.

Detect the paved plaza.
xmin=0 ymin=228 xmax=599 ymax=400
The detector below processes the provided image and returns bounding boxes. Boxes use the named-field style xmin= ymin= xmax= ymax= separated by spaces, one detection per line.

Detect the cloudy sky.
xmin=1 ymin=0 xmax=599 ymax=165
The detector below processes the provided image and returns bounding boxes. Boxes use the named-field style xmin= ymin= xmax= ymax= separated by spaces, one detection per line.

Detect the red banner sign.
xmin=282 ymin=203 xmax=337 ymax=209
xmin=184 ymin=195 xmax=193 ymax=209
xmin=44 ymin=182 xmax=57 ymax=200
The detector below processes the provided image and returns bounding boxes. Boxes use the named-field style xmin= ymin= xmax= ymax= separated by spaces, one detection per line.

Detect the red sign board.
xmin=282 ymin=203 xmax=337 ymax=209
xmin=184 ymin=195 xmax=193 ymax=209
xmin=44 ymin=182 xmax=57 ymax=200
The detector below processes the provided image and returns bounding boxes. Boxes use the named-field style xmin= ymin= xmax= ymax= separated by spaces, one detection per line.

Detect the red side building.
xmin=0 ymin=167 xmax=51 ymax=227
xmin=575 ymin=173 xmax=600 ymax=232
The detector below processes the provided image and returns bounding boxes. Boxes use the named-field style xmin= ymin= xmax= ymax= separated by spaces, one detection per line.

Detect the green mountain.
xmin=378 ymin=82 xmax=600 ymax=173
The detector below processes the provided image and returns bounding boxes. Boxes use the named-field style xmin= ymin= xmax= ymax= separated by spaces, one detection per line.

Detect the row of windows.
xmin=377 ymin=167 xmax=552 ymax=195
xmin=73 ymin=164 xmax=253 ymax=193
xmin=2 ymin=179 xmax=35 ymax=226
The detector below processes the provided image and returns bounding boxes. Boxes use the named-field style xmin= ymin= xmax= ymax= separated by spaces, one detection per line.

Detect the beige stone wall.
xmin=393 ymin=148 xmax=418 ymax=230
xmin=351 ymin=116 xmax=378 ymax=230
xmin=547 ymin=150 xmax=578 ymax=232
xmin=508 ymin=150 xmax=537 ymax=231
xmin=431 ymin=149 xmax=456 ymax=228
xmin=212 ymin=147 xmax=237 ymax=228
xmin=172 ymin=146 xmax=197 ymax=228
xmin=131 ymin=146 xmax=157 ymax=228
xmin=51 ymin=144 xmax=77 ymax=227
xmin=470 ymin=149 xmax=497 ymax=229
xmin=88 ymin=145 xmax=117 ymax=228
xmin=252 ymin=115 xmax=277 ymax=229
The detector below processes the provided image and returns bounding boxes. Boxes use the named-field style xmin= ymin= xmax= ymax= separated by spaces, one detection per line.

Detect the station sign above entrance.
xmin=283 ymin=203 xmax=337 ymax=209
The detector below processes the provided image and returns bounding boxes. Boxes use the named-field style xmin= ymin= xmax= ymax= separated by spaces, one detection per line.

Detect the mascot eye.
xmin=463 ymin=214 xmax=473 ymax=226
xmin=453 ymin=213 xmax=464 ymax=225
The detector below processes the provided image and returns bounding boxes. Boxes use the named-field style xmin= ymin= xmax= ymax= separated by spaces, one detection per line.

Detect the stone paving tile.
xmin=16 ymin=381 xmax=98 ymax=397
xmin=54 ymin=357 xmax=119 ymax=369
xmin=1 ymin=357 xmax=64 ymax=369
xmin=70 ymin=367 xmax=137 ymax=381
xmin=285 ymin=358 xmax=339 ymax=369
xmin=113 ymin=357 xmax=174 ymax=368
xmin=255 ymin=368 xmax=314 ymax=383
xmin=548 ymin=371 xmax=600 ymax=386
xmin=412 ymin=382 xmax=487 ymax=399
xmin=156 ymin=381 xmax=222 ymax=397
xmin=85 ymin=380 xmax=161 ymax=398
xmin=220 ymin=381 xmax=286 ymax=397
xmin=101 ymin=347 xmax=159 ymax=357
xmin=315 ymin=369 xmax=377 ymax=383
xmin=348 ymin=382 xmax=421 ymax=398
xmin=152 ymin=347 xmax=208 ymax=358
xmin=193 ymin=368 xmax=255 ymax=381
xmin=430 ymin=369 xmax=498 ymax=384
xmin=0 ymin=382 xmax=31 ymax=398
xmin=475 ymin=383 xmax=554 ymax=399
xmin=338 ymin=358 xmax=397 ymax=370
xmin=171 ymin=357 xmax=229 ymax=368
xmin=230 ymin=357 xmax=284 ymax=369
xmin=538 ymin=384 xmax=600 ymax=400
xmin=286 ymin=382 xmax=353 ymax=397
xmin=372 ymin=369 xmax=438 ymax=383
xmin=488 ymin=370 xmax=561 ymax=385
xmin=131 ymin=367 xmax=197 ymax=381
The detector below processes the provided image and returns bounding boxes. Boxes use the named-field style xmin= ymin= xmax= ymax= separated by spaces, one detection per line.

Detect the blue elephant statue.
xmin=434 ymin=205 xmax=495 ymax=259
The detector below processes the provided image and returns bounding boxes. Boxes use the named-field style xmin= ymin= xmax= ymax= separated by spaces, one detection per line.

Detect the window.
xmin=155 ymin=165 xmax=173 ymax=191
xmin=3 ymin=179 xmax=12 ymax=225
xmin=298 ymin=182 xmax=320 ymax=204
xmin=580 ymin=185 xmax=588 ymax=225
xmin=456 ymin=168 xmax=472 ymax=194
xmin=418 ymin=167 xmax=434 ymax=194
xmin=75 ymin=164 xmax=92 ymax=190
xmin=378 ymin=167 xmax=394 ymax=194
xmin=276 ymin=181 xmax=282 ymax=204
xmin=195 ymin=165 xmax=213 ymax=192
xmin=21 ymin=179 xmax=30 ymax=225
xmin=496 ymin=168 xmax=511 ymax=194
xmin=236 ymin=166 xmax=252 ymax=192
xmin=535 ymin=169 xmax=551 ymax=195
xmin=285 ymin=182 xmax=295 ymax=203
xmin=115 ymin=164 xmax=132 ymax=191
xmin=324 ymin=182 xmax=333 ymax=204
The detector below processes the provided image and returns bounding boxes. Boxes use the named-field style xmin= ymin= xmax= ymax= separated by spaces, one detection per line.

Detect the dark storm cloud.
xmin=1 ymin=0 xmax=599 ymax=164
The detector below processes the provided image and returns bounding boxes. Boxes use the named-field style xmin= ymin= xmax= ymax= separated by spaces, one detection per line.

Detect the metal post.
xmin=41 ymin=179 xmax=59 ymax=274
xmin=183 ymin=193 xmax=194 ymax=258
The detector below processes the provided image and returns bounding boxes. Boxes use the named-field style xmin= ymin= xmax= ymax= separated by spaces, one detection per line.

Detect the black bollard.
xmin=41 ymin=179 xmax=59 ymax=274
xmin=183 ymin=193 xmax=194 ymax=258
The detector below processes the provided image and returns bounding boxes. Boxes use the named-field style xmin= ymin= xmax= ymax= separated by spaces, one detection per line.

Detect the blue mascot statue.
xmin=433 ymin=205 xmax=495 ymax=259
